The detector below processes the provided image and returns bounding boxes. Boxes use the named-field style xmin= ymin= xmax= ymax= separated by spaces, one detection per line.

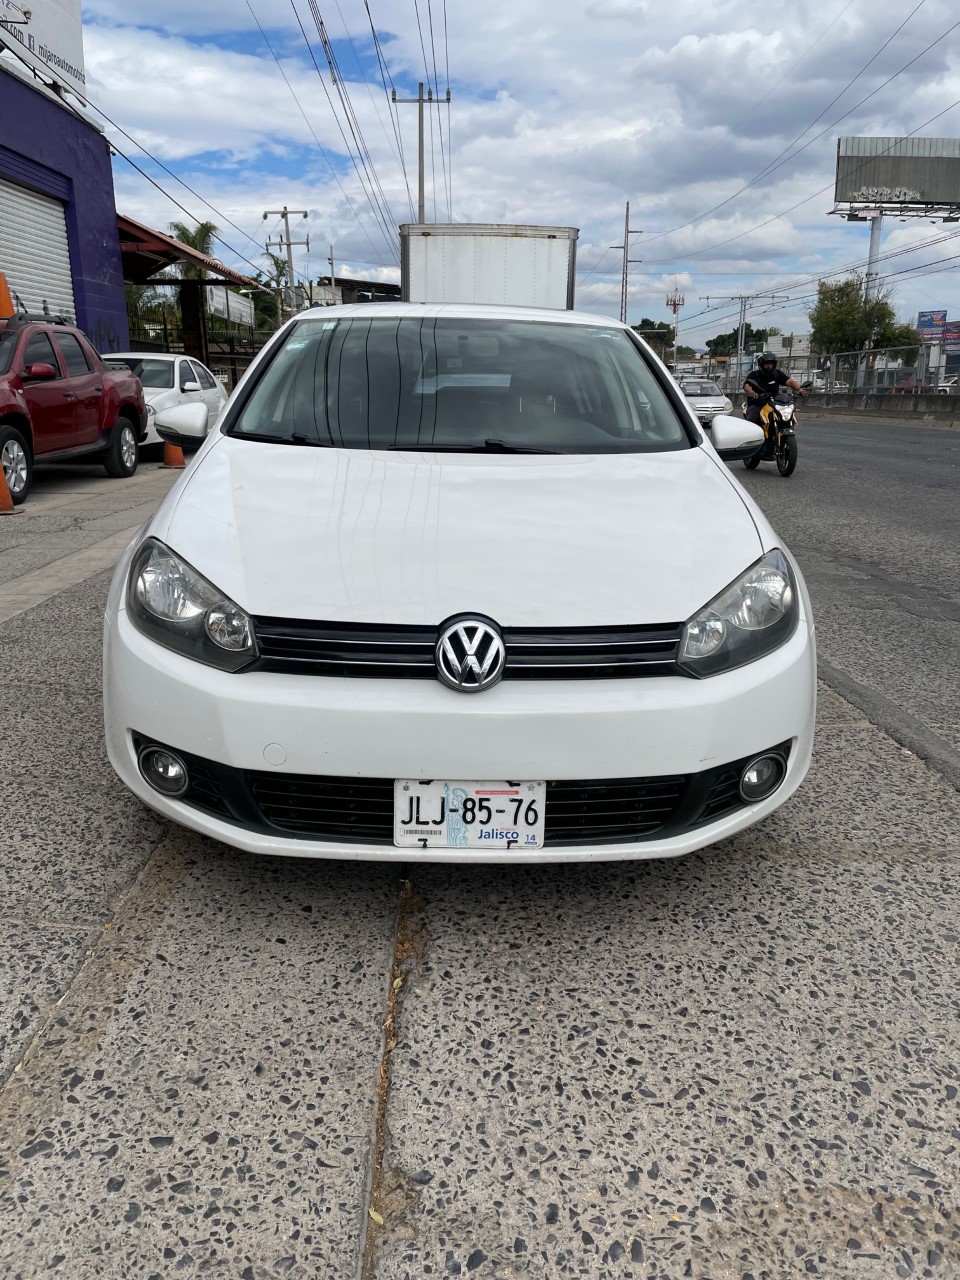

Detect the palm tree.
xmin=167 ymin=220 xmax=219 ymax=279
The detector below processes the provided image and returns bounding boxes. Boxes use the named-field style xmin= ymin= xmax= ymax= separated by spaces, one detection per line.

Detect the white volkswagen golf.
xmin=103 ymin=304 xmax=816 ymax=863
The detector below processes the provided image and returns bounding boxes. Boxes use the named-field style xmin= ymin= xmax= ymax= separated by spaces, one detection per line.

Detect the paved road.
xmin=1 ymin=440 xmax=959 ymax=1280
xmin=736 ymin=418 xmax=960 ymax=769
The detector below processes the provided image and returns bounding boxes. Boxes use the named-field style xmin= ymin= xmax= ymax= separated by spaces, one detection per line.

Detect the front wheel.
xmin=743 ymin=454 xmax=761 ymax=470
xmin=0 ymin=423 xmax=32 ymax=504
xmin=776 ymin=434 xmax=798 ymax=476
xmin=104 ymin=417 xmax=139 ymax=478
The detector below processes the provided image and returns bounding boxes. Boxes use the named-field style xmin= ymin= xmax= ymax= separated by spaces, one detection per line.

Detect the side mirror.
xmin=25 ymin=362 xmax=58 ymax=380
xmin=182 ymin=380 xmax=202 ymax=393
xmin=155 ymin=402 xmax=209 ymax=445
xmin=709 ymin=414 xmax=765 ymax=461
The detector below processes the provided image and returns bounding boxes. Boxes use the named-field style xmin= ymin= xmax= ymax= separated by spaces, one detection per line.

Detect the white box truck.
xmin=400 ymin=223 xmax=579 ymax=310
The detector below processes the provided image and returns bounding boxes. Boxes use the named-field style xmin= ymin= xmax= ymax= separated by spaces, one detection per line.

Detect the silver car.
xmin=679 ymin=379 xmax=733 ymax=428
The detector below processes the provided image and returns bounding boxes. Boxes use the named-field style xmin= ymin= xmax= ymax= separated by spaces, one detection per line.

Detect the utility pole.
xmin=666 ymin=287 xmax=685 ymax=369
xmin=609 ymin=202 xmax=643 ymax=325
xmin=863 ymin=212 xmax=883 ymax=300
xmin=700 ymin=292 xmax=790 ymax=389
xmin=263 ymin=207 xmax=309 ymax=315
xmin=392 ymin=82 xmax=451 ymax=223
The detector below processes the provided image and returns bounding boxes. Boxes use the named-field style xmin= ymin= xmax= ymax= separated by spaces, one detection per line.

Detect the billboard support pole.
xmin=864 ymin=214 xmax=884 ymax=301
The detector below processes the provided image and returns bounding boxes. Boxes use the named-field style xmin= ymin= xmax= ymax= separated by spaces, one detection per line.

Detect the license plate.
xmin=393 ymin=780 xmax=546 ymax=850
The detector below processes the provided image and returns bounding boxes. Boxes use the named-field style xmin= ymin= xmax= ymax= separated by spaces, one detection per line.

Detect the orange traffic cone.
xmin=0 ymin=463 xmax=18 ymax=515
xmin=161 ymin=440 xmax=185 ymax=469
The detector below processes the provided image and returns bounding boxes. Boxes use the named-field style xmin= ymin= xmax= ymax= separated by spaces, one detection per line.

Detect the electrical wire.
xmin=364 ymin=0 xmax=416 ymax=220
xmin=640 ymin=0 xmax=929 ymax=249
xmin=246 ymin=0 xmax=393 ymax=270
xmin=442 ymin=0 xmax=452 ymax=216
xmin=642 ymin=92 xmax=960 ymax=267
xmin=306 ymin=1 xmax=402 ymax=251
xmin=413 ymin=0 xmax=440 ymax=220
xmin=287 ymin=0 xmax=400 ymax=263
xmin=426 ymin=0 xmax=450 ymax=219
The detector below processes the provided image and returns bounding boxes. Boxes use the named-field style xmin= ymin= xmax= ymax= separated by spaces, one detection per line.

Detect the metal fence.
xmin=128 ymin=314 xmax=276 ymax=392
xmin=711 ymin=345 xmax=959 ymax=396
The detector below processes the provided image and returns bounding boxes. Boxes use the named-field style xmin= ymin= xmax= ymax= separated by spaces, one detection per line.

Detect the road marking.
xmin=0 ymin=526 xmax=140 ymax=622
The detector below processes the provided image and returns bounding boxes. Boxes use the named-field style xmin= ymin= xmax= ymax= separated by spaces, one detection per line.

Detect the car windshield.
xmin=111 ymin=357 xmax=175 ymax=389
xmin=683 ymin=381 xmax=723 ymax=397
xmin=0 ymin=331 xmax=17 ymax=376
xmin=229 ymin=317 xmax=691 ymax=453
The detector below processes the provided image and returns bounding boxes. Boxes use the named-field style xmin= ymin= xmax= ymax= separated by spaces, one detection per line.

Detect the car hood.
xmin=156 ymin=440 xmax=763 ymax=626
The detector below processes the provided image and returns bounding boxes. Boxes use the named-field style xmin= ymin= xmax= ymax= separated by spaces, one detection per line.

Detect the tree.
xmin=705 ymin=323 xmax=770 ymax=356
xmin=808 ymin=275 xmax=917 ymax=353
xmin=167 ymin=220 xmax=219 ymax=279
xmin=631 ymin=318 xmax=674 ymax=351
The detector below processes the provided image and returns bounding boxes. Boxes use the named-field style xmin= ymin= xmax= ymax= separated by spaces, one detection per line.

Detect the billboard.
xmin=917 ymin=310 xmax=947 ymax=343
xmin=207 ymin=285 xmax=255 ymax=327
xmin=835 ymin=138 xmax=960 ymax=207
xmin=945 ymin=323 xmax=960 ymax=355
xmin=0 ymin=0 xmax=85 ymax=97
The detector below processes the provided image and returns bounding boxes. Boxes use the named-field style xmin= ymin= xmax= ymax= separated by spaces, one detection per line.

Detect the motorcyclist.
xmin=743 ymin=352 xmax=807 ymax=437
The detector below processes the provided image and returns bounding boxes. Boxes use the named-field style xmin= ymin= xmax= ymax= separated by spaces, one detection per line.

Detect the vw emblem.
xmin=436 ymin=617 xmax=506 ymax=693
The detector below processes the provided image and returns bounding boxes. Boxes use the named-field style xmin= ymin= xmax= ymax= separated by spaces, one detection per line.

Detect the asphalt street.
xmin=0 ymin=428 xmax=958 ymax=1280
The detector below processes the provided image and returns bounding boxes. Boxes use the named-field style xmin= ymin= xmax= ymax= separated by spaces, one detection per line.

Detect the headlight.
xmin=146 ymin=404 xmax=156 ymax=418
xmin=678 ymin=549 xmax=798 ymax=677
xmin=723 ymin=399 xmax=733 ymax=412
xmin=127 ymin=539 xmax=256 ymax=672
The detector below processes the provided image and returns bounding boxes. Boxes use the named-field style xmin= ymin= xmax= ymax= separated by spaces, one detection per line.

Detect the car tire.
xmin=0 ymin=423 xmax=32 ymax=505
xmin=743 ymin=455 xmax=761 ymax=470
xmin=104 ymin=416 xmax=139 ymax=478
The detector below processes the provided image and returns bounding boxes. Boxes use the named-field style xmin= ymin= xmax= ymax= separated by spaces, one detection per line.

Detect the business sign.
xmin=944 ymin=322 xmax=960 ymax=355
xmin=207 ymin=285 xmax=255 ymax=327
xmin=917 ymin=310 xmax=947 ymax=343
xmin=836 ymin=138 xmax=960 ymax=207
xmin=0 ymin=0 xmax=85 ymax=97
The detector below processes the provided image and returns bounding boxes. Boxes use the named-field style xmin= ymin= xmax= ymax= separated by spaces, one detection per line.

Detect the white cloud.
xmin=76 ymin=0 xmax=960 ymax=334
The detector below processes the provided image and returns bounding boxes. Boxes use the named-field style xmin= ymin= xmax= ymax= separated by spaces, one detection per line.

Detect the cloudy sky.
xmin=67 ymin=0 xmax=960 ymax=342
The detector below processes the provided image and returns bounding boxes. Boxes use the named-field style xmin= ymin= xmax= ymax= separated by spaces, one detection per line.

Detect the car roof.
xmin=110 ymin=352 xmax=185 ymax=361
xmin=289 ymin=302 xmax=628 ymax=328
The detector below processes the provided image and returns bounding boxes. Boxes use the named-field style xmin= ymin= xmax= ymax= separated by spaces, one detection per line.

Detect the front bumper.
xmin=104 ymin=606 xmax=816 ymax=863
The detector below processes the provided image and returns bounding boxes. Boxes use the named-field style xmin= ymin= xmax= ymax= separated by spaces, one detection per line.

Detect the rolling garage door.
xmin=0 ymin=176 xmax=76 ymax=321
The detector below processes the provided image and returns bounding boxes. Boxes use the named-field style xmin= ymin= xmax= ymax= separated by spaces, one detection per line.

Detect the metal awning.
xmin=118 ymin=214 xmax=261 ymax=288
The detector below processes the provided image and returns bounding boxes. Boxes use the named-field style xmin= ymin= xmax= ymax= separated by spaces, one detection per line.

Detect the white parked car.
xmin=103 ymin=304 xmax=816 ymax=864
xmin=679 ymin=378 xmax=733 ymax=427
xmin=105 ymin=353 xmax=227 ymax=446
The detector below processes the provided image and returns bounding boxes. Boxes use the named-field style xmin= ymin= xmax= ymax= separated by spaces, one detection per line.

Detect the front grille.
xmin=134 ymin=736 xmax=791 ymax=848
xmin=252 ymin=618 xmax=683 ymax=680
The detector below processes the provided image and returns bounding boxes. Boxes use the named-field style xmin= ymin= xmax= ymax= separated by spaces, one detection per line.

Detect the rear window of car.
xmin=110 ymin=357 xmax=175 ymax=389
xmin=683 ymin=381 xmax=723 ymax=396
xmin=229 ymin=317 xmax=691 ymax=453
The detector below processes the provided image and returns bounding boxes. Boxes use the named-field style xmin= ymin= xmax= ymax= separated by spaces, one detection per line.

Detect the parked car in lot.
xmin=0 ymin=316 xmax=146 ymax=504
xmin=104 ymin=304 xmax=816 ymax=864
xmin=104 ymin=352 xmax=227 ymax=447
xmin=678 ymin=378 xmax=733 ymax=427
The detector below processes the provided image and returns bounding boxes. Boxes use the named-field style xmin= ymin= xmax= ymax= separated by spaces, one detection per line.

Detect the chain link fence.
xmin=711 ymin=346 xmax=959 ymax=397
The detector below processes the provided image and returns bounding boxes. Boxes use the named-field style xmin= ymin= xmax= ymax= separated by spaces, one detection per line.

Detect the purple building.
xmin=0 ymin=62 xmax=129 ymax=350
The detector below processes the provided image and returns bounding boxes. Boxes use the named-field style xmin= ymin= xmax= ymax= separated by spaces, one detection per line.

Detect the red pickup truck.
xmin=0 ymin=315 xmax=147 ymax=505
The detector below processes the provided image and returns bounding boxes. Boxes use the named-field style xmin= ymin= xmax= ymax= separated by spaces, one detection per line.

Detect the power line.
xmin=308 ymin=1 xmax=402 ymax=255
xmin=287 ymin=0 xmax=400 ymax=263
xmin=246 ymin=0 xmax=392 ymax=269
xmin=442 ymin=0 xmax=452 ymax=215
xmin=364 ymin=0 xmax=416 ymax=220
xmin=642 ymin=92 xmax=960 ymax=267
xmin=640 ymin=0 xmax=929 ymax=250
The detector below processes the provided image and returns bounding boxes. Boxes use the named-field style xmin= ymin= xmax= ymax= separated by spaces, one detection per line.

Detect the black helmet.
xmin=758 ymin=351 xmax=778 ymax=368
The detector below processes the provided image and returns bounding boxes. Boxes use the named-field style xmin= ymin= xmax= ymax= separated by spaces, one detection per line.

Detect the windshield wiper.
xmin=389 ymin=438 xmax=559 ymax=455
xmin=230 ymin=430 xmax=325 ymax=446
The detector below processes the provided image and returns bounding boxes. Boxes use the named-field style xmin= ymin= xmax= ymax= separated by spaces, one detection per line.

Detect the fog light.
xmin=739 ymin=752 xmax=787 ymax=803
xmin=138 ymin=745 xmax=189 ymax=797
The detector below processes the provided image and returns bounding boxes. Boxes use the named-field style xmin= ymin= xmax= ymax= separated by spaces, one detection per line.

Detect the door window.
xmin=179 ymin=360 xmax=198 ymax=391
xmin=190 ymin=361 xmax=218 ymax=390
xmin=23 ymin=332 xmax=60 ymax=376
xmin=53 ymin=332 xmax=93 ymax=376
